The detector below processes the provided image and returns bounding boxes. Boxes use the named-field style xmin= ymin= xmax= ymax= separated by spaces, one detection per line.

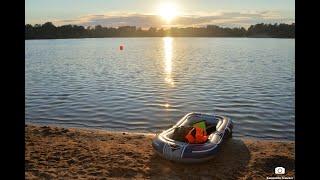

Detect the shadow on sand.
xmin=147 ymin=139 xmax=251 ymax=179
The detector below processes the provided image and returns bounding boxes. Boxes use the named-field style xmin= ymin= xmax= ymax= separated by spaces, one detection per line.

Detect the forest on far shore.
xmin=25 ymin=22 xmax=295 ymax=39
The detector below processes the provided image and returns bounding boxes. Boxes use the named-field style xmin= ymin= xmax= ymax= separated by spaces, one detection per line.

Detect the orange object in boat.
xmin=185 ymin=127 xmax=208 ymax=144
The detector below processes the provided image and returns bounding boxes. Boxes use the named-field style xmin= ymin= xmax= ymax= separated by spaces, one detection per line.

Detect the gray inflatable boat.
xmin=152 ymin=112 xmax=233 ymax=163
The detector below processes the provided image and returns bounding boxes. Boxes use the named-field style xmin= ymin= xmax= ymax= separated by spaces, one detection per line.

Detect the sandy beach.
xmin=25 ymin=124 xmax=294 ymax=179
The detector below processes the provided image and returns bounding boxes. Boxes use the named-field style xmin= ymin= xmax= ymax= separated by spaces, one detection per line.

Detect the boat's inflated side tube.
xmin=152 ymin=112 xmax=233 ymax=163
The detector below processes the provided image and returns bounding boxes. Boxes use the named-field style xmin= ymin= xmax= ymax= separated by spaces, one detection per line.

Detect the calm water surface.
xmin=26 ymin=37 xmax=295 ymax=140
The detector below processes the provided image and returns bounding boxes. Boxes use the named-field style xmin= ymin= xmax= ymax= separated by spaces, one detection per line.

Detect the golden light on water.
xmin=165 ymin=77 xmax=175 ymax=86
xmin=160 ymin=103 xmax=170 ymax=109
xmin=164 ymin=37 xmax=172 ymax=73
xmin=163 ymin=37 xmax=174 ymax=86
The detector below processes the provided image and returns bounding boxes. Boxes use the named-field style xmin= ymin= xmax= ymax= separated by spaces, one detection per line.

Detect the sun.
xmin=157 ymin=3 xmax=178 ymax=23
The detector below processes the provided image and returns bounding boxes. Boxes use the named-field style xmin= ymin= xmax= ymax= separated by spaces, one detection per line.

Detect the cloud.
xmin=53 ymin=11 xmax=294 ymax=28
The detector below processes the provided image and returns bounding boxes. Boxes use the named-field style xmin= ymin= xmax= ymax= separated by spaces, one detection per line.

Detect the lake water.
xmin=25 ymin=37 xmax=295 ymax=140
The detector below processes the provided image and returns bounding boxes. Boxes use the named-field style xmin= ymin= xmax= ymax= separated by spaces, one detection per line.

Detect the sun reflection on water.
xmin=163 ymin=37 xmax=174 ymax=86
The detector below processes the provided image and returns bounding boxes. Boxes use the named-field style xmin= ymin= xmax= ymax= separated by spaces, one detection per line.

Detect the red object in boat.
xmin=120 ymin=45 xmax=124 ymax=50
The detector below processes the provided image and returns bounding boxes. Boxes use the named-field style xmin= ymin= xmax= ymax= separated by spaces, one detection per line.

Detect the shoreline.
xmin=25 ymin=122 xmax=294 ymax=142
xmin=25 ymin=124 xmax=295 ymax=179
xmin=25 ymin=36 xmax=295 ymax=41
xmin=25 ymin=122 xmax=155 ymax=137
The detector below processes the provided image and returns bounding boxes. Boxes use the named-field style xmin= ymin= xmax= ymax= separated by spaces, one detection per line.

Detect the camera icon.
xmin=275 ymin=167 xmax=285 ymax=175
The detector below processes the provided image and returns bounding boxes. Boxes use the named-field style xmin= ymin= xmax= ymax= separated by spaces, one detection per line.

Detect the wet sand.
xmin=25 ymin=124 xmax=294 ymax=179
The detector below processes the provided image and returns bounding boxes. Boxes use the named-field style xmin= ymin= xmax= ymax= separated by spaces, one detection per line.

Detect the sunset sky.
xmin=26 ymin=0 xmax=295 ymax=28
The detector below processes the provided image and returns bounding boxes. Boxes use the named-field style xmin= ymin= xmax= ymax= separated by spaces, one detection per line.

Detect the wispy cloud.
xmin=52 ymin=11 xmax=294 ymax=28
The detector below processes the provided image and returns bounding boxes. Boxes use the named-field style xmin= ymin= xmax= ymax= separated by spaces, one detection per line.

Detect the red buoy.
xmin=120 ymin=45 xmax=124 ymax=50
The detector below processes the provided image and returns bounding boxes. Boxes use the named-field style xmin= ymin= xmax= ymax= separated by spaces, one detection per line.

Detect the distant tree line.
xmin=25 ymin=22 xmax=295 ymax=39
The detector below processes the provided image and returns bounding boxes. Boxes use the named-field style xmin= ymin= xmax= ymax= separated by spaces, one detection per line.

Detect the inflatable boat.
xmin=152 ymin=112 xmax=233 ymax=163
